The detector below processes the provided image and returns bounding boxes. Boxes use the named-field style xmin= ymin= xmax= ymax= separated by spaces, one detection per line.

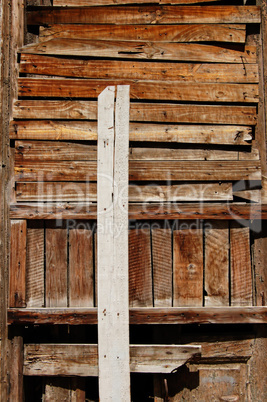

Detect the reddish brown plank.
xmin=13 ymin=101 xmax=257 ymax=125
xmin=20 ymin=55 xmax=258 ymax=83
xmin=53 ymin=0 xmax=228 ymax=6
xmin=7 ymin=307 xmax=267 ymax=325
xmin=20 ymin=40 xmax=257 ymax=63
xmin=9 ymin=220 xmax=27 ymax=308
xmin=45 ymin=223 xmax=68 ymax=307
xmin=9 ymin=202 xmax=267 ymax=221
xmin=9 ymin=336 xmax=24 ymax=402
xmin=205 ymin=221 xmax=229 ymax=306
xmin=129 ymin=229 xmax=153 ymax=307
xmin=173 ymin=225 xmax=203 ymax=307
xmin=18 ymin=78 xmax=259 ymax=103
xmin=26 ymin=6 xmax=261 ymax=25
xmin=39 ymin=23 xmax=246 ymax=43
xmin=26 ymin=221 xmax=44 ymax=308
xmin=69 ymin=227 xmax=94 ymax=307
xmin=230 ymin=223 xmax=252 ymax=306
xmin=152 ymin=229 xmax=172 ymax=307
xmin=10 ymin=120 xmax=253 ymax=145
xmin=14 ymin=160 xmax=261 ymax=182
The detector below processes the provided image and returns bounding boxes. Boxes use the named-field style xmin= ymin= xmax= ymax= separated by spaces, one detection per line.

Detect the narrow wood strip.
xmin=26 ymin=221 xmax=44 ymax=308
xmin=20 ymin=40 xmax=257 ymax=63
xmin=152 ymin=229 xmax=172 ymax=307
xmin=45 ymin=224 xmax=68 ymax=307
xmin=18 ymin=78 xmax=259 ymax=103
xmin=69 ymin=228 xmax=94 ymax=307
xmin=129 ymin=229 xmax=153 ymax=307
xmin=173 ymin=226 xmax=203 ymax=307
xmin=14 ymin=141 xmax=241 ymax=162
xmin=13 ymin=101 xmax=257 ymax=125
xmin=230 ymin=223 xmax=252 ymax=306
xmin=9 ymin=336 xmax=24 ymax=402
xmin=53 ymin=0 xmax=228 ymax=6
xmin=23 ymin=344 xmax=201 ymax=376
xmin=20 ymin=55 xmax=259 ymax=83
xmin=15 ymin=182 xmax=233 ymax=202
xmin=14 ymin=160 xmax=261 ymax=182
xmin=9 ymin=220 xmax=27 ymax=308
xmin=26 ymin=6 xmax=261 ymax=25
xmin=7 ymin=307 xmax=267 ymax=325
xmin=10 ymin=121 xmax=253 ymax=145
xmin=39 ymin=23 xmax=246 ymax=43
xmin=205 ymin=221 xmax=229 ymax=306
xmin=9 ymin=203 xmax=267 ymax=220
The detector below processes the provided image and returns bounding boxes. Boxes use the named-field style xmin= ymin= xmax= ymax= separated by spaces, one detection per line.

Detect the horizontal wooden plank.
xmin=20 ymin=40 xmax=257 ymax=63
xmin=20 ymin=55 xmax=259 ymax=83
xmin=9 ymin=203 xmax=267 ymax=220
xmin=18 ymin=78 xmax=259 ymax=103
xmin=16 ymin=182 xmax=233 ymax=202
xmin=13 ymin=101 xmax=257 ymax=125
xmin=39 ymin=23 xmax=246 ymax=43
xmin=14 ymin=141 xmax=242 ymax=161
xmin=27 ymin=6 xmax=261 ymax=25
xmin=53 ymin=0 xmax=226 ymax=6
xmin=8 ymin=307 xmax=267 ymax=325
xmin=24 ymin=344 xmax=201 ymax=376
xmin=9 ymin=121 xmax=253 ymax=145
xmin=14 ymin=160 xmax=261 ymax=182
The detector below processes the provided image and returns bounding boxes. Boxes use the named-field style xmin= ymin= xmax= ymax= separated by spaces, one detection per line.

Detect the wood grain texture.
xmin=26 ymin=6 xmax=261 ymax=25
xmin=152 ymin=229 xmax=172 ymax=307
xmin=14 ymin=140 xmax=242 ymax=162
xmin=14 ymin=160 xmax=261 ymax=182
xmin=39 ymin=23 xmax=246 ymax=43
xmin=129 ymin=229 xmax=153 ymax=307
xmin=13 ymin=101 xmax=257 ymax=125
xmin=10 ymin=120 xmax=253 ymax=145
xmin=69 ymin=228 xmax=94 ymax=307
xmin=173 ymin=227 xmax=203 ymax=307
xmin=205 ymin=221 xmax=229 ymax=306
xmin=26 ymin=221 xmax=44 ymax=308
xmin=9 ymin=220 xmax=27 ymax=308
xmin=15 ymin=182 xmax=233 ymax=202
xmin=7 ymin=307 xmax=267 ymax=325
xmin=9 ymin=202 xmax=267 ymax=221
xmin=9 ymin=336 xmax=24 ymax=402
xmin=43 ymin=379 xmax=71 ymax=402
xmin=20 ymin=40 xmax=257 ymax=63
xmin=24 ymin=344 xmax=201 ymax=376
xmin=45 ymin=224 xmax=68 ymax=307
xmin=230 ymin=223 xmax=252 ymax=306
xmin=18 ymin=78 xmax=259 ymax=103
xmin=20 ymin=55 xmax=259 ymax=83
xmin=53 ymin=0 xmax=227 ymax=6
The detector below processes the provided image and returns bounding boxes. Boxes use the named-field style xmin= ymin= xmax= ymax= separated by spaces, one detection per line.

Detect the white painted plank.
xmin=97 ymin=86 xmax=130 ymax=401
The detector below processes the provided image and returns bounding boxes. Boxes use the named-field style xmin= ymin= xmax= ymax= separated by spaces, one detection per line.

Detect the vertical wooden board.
xmin=26 ymin=221 xmax=44 ymax=308
xmin=45 ymin=223 xmax=67 ymax=307
xmin=9 ymin=220 xmax=27 ymax=308
xmin=152 ymin=228 xmax=172 ymax=307
xmin=173 ymin=225 xmax=203 ymax=307
xmin=129 ymin=228 xmax=153 ymax=307
xmin=70 ymin=378 xmax=86 ymax=402
xmin=230 ymin=223 xmax=252 ymax=306
xmin=9 ymin=336 xmax=24 ymax=402
xmin=69 ymin=227 xmax=94 ymax=307
xmin=94 ymin=232 xmax=97 ymax=307
xmin=97 ymin=86 xmax=130 ymax=401
xmin=205 ymin=221 xmax=229 ymax=306
xmin=43 ymin=378 xmax=70 ymax=402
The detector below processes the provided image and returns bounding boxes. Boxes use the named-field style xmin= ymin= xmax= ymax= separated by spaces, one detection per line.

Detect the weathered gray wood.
xmin=23 ymin=344 xmax=201 ymax=376
xmin=10 ymin=120 xmax=253 ymax=145
xmin=97 ymin=86 xmax=130 ymax=401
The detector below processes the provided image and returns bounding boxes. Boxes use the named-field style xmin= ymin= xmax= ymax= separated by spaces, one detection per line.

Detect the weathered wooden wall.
xmin=1 ymin=0 xmax=267 ymax=400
